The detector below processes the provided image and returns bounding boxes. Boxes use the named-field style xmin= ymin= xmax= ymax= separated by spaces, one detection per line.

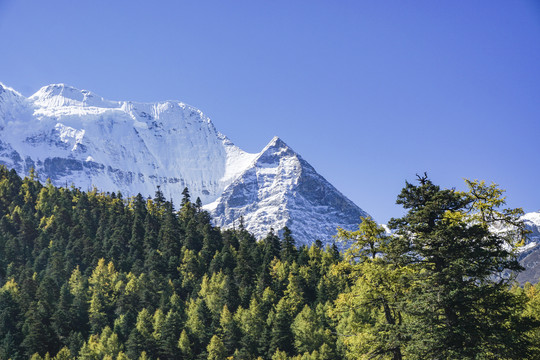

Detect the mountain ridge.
xmin=0 ymin=82 xmax=368 ymax=246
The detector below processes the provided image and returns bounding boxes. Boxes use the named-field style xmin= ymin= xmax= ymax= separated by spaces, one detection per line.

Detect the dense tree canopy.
xmin=0 ymin=166 xmax=537 ymax=359
xmin=0 ymin=166 xmax=344 ymax=359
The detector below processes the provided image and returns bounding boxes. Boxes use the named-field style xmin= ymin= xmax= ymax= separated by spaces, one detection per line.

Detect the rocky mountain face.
xmin=0 ymin=82 xmax=368 ymax=246
xmin=206 ymin=136 xmax=369 ymax=245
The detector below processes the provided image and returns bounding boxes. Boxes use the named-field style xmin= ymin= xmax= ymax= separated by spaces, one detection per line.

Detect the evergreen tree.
xmin=234 ymin=229 xmax=257 ymax=306
xmin=128 ymin=194 xmax=147 ymax=273
xmin=291 ymin=305 xmax=332 ymax=355
xmin=53 ymin=347 xmax=71 ymax=360
xmin=269 ymin=298 xmax=295 ymax=356
xmin=185 ymin=298 xmax=213 ymax=353
xmin=158 ymin=308 xmax=183 ymax=360
xmin=158 ymin=201 xmax=182 ymax=276
xmin=181 ymin=187 xmax=190 ymax=208
xmin=51 ymin=284 xmax=74 ymax=348
xmin=178 ymin=329 xmax=193 ymax=359
xmin=280 ymin=226 xmax=297 ymax=263
xmin=259 ymin=229 xmax=281 ymax=293
xmin=389 ymin=176 xmax=532 ymax=359
xmin=153 ymin=186 xmax=166 ymax=215
xmin=219 ymin=305 xmax=241 ymax=355
xmin=236 ymin=297 xmax=266 ymax=357
xmin=207 ymin=335 xmax=226 ymax=360
xmin=142 ymin=211 xmax=161 ymax=274
xmin=21 ymin=302 xmax=56 ymax=358
xmin=519 ymin=282 xmax=540 ymax=357
xmin=0 ymin=282 xmax=23 ymax=359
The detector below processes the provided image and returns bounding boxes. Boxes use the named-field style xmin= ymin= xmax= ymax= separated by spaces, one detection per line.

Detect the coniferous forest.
xmin=0 ymin=166 xmax=539 ymax=360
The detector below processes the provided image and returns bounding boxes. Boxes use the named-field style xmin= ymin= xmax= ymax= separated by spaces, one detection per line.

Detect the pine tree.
xmin=68 ymin=267 xmax=89 ymax=340
xmin=236 ymin=297 xmax=266 ymax=357
xmin=291 ymin=305 xmax=333 ymax=355
xmin=280 ymin=226 xmax=297 ymax=263
xmin=177 ymin=329 xmax=193 ymax=359
xmin=88 ymin=259 xmax=119 ymax=333
xmin=158 ymin=308 xmax=183 ymax=360
xmin=21 ymin=276 xmax=59 ymax=357
xmin=128 ymin=193 xmax=147 ymax=272
xmin=21 ymin=302 xmax=56 ymax=358
xmin=136 ymin=308 xmax=157 ymax=356
xmin=181 ymin=187 xmax=190 ymax=208
xmin=0 ymin=283 xmax=23 ymax=359
xmin=185 ymin=298 xmax=213 ymax=352
xmin=51 ymin=284 xmax=74 ymax=348
xmin=153 ymin=186 xmax=166 ymax=215
xmin=235 ymin=229 xmax=257 ymax=306
xmin=142 ymin=211 xmax=161 ymax=274
xmin=158 ymin=201 xmax=182 ymax=276
xmin=206 ymin=335 xmax=226 ymax=360
xmin=53 ymin=347 xmax=71 ymax=360
xmin=389 ymin=175 xmax=532 ymax=359
xmin=519 ymin=282 xmax=540 ymax=357
xmin=259 ymin=229 xmax=281 ymax=293
xmin=219 ymin=305 xmax=240 ymax=354
xmin=269 ymin=298 xmax=294 ymax=356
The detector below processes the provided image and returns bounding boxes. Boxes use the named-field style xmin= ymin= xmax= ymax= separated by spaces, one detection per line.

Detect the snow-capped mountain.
xmin=206 ymin=136 xmax=369 ymax=244
xmin=0 ymin=82 xmax=368 ymax=246
xmin=516 ymin=212 xmax=540 ymax=284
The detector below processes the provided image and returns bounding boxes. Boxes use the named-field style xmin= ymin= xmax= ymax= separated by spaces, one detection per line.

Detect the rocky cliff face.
xmin=0 ymin=82 xmax=369 ymax=246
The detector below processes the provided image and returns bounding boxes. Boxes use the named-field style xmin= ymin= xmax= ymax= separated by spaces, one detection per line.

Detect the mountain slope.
xmin=0 ymin=82 xmax=368 ymax=246
xmin=516 ymin=211 xmax=540 ymax=284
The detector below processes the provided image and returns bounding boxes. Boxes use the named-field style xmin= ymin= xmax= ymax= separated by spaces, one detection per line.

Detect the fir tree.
xmin=390 ymin=176 xmax=532 ymax=358
xmin=280 ymin=226 xmax=297 ymax=263
xmin=177 ymin=329 xmax=192 ymax=359
xmin=207 ymin=335 xmax=226 ymax=360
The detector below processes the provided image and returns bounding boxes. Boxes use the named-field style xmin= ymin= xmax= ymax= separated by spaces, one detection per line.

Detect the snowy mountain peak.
xmin=0 ymin=83 xmax=32 ymax=125
xmin=0 ymin=82 xmax=23 ymax=97
xmin=255 ymin=136 xmax=297 ymax=163
xmin=31 ymin=83 xmax=120 ymax=108
xmin=0 ymin=83 xmax=25 ymax=106
xmin=267 ymin=135 xmax=286 ymax=147
xmin=207 ymin=134 xmax=368 ymax=245
xmin=0 ymin=82 xmax=369 ymax=246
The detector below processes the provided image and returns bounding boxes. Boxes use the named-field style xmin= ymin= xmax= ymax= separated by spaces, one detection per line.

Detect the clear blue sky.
xmin=0 ymin=0 xmax=539 ymax=223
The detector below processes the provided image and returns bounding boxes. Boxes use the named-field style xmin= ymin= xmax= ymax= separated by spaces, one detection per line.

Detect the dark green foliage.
xmin=0 ymin=287 xmax=23 ymax=358
xmin=281 ymin=226 xmax=297 ymax=263
xmin=388 ymin=175 xmax=532 ymax=359
xmin=0 ymin=165 xmax=342 ymax=359
xmin=269 ymin=298 xmax=295 ymax=356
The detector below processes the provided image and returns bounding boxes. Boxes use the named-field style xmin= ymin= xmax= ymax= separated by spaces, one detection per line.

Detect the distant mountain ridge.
xmin=0 ymin=82 xmax=368 ymax=246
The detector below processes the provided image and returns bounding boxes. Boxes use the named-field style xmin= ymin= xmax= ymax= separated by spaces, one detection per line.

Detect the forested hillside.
xmin=0 ymin=166 xmax=344 ymax=359
xmin=0 ymin=166 xmax=539 ymax=359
